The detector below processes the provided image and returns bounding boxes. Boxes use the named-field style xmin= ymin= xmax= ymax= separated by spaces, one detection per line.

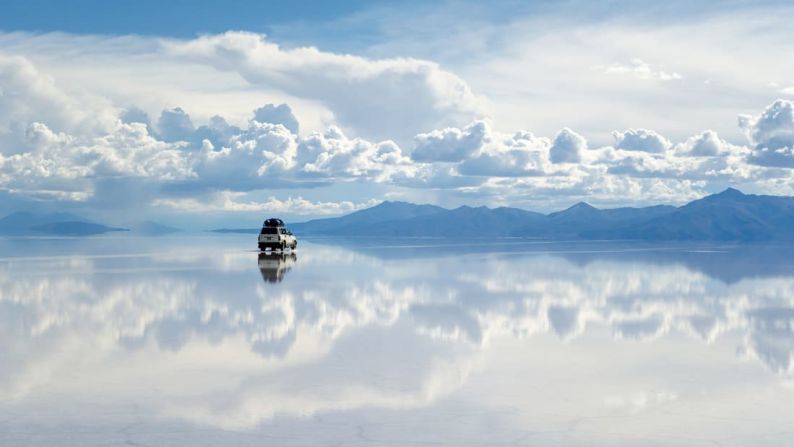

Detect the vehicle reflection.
xmin=258 ymin=251 xmax=297 ymax=283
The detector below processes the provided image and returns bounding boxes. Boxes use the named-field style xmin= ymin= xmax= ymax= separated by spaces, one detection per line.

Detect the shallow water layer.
xmin=0 ymin=235 xmax=793 ymax=446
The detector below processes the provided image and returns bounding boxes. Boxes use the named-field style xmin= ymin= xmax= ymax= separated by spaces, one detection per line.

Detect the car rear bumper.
xmin=259 ymin=243 xmax=283 ymax=250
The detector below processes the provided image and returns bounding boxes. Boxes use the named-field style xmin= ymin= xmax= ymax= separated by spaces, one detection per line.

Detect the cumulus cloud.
xmin=192 ymin=122 xmax=296 ymax=190
xmin=411 ymin=121 xmax=490 ymax=163
xmin=612 ymin=128 xmax=672 ymax=153
xmin=740 ymin=99 xmax=794 ymax=167
xmin=253 ymin=103 xmax=299 ymax=134
xmin=674 ymin=130 xmax=732 ymax=157
xmin=297 ymin=127 xmax=413 ymax=181
xmin=165 ymin=31 xmax=486 ymax=143
xmin=739 ymin=99 xmax=794 ymax=150
xmin=0 ymin=121 xmax=191 ymax=201
xmin=602 ymin=145 xmax=758 ymax=184
xmin=550 ymin=128 xmax=586 ymax=163
xmin=120 ymin=106 xmax=153 ymax=129
xmin=0 ymin=55 xmax=115 ymax=153
xmin=157 ymin=107 xmax=195 ymax=143
xmin=192 ymin=115 xmax=243 ymax=149
xmin=457 ymin=129 xmax=551 ymax=177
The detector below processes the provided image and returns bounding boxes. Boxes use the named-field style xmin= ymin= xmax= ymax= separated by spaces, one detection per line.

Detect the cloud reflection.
xmin=0 ymin=240 xmax=792 ymax=430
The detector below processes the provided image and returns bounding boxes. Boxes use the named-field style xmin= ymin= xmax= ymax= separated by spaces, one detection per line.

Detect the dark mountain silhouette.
xmin=291 ymin=204 xmax=544 ymax=237
xmin=291 ymin=201 xmax=446 ymax=235
xmin=586 ymin=188 xmax=794 ymax=240
xmin=285 ymin=189 xmax=794 ymax=241
xmin=519 ymin=202 xmax=676 ymax=238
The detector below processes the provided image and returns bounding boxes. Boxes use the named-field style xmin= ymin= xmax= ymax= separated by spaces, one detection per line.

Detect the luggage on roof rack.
xmin=263 ymin=218 xmax=285 ymax=228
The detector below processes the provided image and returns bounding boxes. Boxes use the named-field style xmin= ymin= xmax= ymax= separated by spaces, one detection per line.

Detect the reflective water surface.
xmin=0 ymin=235 xmax=793 ymax=446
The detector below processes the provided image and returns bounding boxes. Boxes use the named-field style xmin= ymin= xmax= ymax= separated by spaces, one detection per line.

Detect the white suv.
xmin=258 ymin=218 xmax=297 ymax=251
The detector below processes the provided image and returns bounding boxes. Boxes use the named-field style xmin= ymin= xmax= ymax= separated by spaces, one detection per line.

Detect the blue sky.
xmin=2 ymin=1 xmax=781 ymax=39
xmin=0 ymin=0 xmax=372 ymax=37
xmin=1 ymin=0 xmax=794 ymax=227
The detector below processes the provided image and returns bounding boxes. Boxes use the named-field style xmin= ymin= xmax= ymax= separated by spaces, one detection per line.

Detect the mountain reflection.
xmin=329 ymin=239 xmax=794 ymax=284
xmin=0 ymin=239 xmax=793 ymax=431
xmin=258 ymin=251 xmax=297 ymax=283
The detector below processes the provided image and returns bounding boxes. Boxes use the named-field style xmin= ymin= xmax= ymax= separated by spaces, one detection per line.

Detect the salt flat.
xmin=0 ymin=235 xmax=792 ymax=446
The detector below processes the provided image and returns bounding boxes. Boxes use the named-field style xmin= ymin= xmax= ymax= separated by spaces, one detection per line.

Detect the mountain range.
xmin=281 ymin=188 xmax=794 ymax=241
xmin=9 ymin=188 xmax=792 ymax=240
xmin=0 ymin=212 xmax=180 ymax=236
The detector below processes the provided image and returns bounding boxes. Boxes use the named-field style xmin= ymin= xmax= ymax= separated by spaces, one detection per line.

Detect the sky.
xmin=1 ymin=0 xmax=794 ymax=227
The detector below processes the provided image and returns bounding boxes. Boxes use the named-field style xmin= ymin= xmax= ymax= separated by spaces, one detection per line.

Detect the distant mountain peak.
xmin=374 ymin=200 xmax=416 ymax=208
xmin=454 ymin=205 xmax=489 ymax=211
xmin=717 ymin=187 xmax=745 ymax=197
xmin=557 ymin=201 xmax=597 ymax=214
xmin=696 ymin=188 xmax=748 ymax=204
xmin=569 ymin=201 xmax=596 ymax=210
xmin=359 ymin=201 xmax=418 ymax=213
xmin=547 ymin=201 xmax=600 ymax=221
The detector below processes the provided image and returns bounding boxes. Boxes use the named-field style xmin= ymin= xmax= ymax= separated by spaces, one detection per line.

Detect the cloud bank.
xmin=0 ymin=32 xmax=793 ymax=218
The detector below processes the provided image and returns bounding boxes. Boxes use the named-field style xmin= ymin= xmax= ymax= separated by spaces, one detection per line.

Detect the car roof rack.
xmin=263 ymin=218 xmax=285 ymax=228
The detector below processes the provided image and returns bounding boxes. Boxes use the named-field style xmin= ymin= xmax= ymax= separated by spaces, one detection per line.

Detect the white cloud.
xmin=444 ymin=7 xmax=794 ymax=148
xmin=457 ymin=129 xmax=551 ymax=177
xmin=0 ymin=121 xmax=191 ymax=201
xmin=0 ymin=55 xmax=116 ymax=154
xmin=612 ymin=128 xmax=672 ymax=153
xmin=154 ymin=192 xmax=378 ymax=215
xmin=550 ymin=128 xmax=586 ymax=164
xmin=165 ymin=31 xmax=487 ymax=143
xmin=253 ymin=103 xmax=299 ymax=134
xmin=193 ymin=122 xmax=297 ymax=190
xmin=411 ymin=120 xmax=490 ymax=163
xmin=297 ymin=127 xmax=414 ymax=181
xmin=674 ymin=130 xmax=732 ymax=157
xmin=740 ymin=99 xmax=794 ymax=167
xmin=157 ymin=107 xmax=195 ymax=143
xmin=594 ymin=58 xmax=683 ymax=82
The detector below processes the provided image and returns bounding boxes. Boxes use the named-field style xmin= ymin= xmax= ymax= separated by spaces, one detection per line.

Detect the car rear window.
xmin=260 ymin=228 xmax=278 ymax=234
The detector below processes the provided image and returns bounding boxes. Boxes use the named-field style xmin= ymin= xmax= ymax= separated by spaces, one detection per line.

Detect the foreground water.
xmin=0 ymin=235 xmax=792 ymax=446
